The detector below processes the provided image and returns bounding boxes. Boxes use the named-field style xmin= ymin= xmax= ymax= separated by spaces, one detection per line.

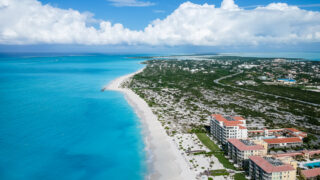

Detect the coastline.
xmin=104 ymin=68 xmax=196 ymax=180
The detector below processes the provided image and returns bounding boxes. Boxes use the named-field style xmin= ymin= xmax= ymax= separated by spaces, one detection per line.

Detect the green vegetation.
xmin=189 ymin=126 xmax=206 ymax=133
xmin=128 ymin=56 xmax=319 ymax=140
xmin=195 ymin=133 xmax=236 ymax=170
xmin=297 ymin=176 xmax=304 ymax=180
xmin=222 ymin=72 xmax=320 ymax=105
xmin=303 ymin=134 xmax=318 ymax=144
xmin=195 ymin=133 xmax=220 ymax=151
xmin=210 ymin=169 xmax=229 ymax=176
xmin=234 ymin=173 xmax=247 ymax=180
xmin=193 ymin=151 xmax=214 ymax=156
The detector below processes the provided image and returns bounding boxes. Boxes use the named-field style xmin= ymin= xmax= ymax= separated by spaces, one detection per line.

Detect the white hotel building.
xmin=210 ymin=114 xmax=248 ymax=144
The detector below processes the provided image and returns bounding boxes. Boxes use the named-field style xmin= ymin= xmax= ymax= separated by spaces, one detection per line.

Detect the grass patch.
xmin=297 ymin=175 xmax=304 ymax=180
xmin=196 ymin=133 xmax=236 ymax=170
xmin=193 ymin=151 xmax=214 ymax=156
xmin=234 ymin=173 xmax=247 ymax=180
xmin=210 ymin=169 xmax=229 ymax=176
xmin=195 ymin=133 xmax=220 ymax=151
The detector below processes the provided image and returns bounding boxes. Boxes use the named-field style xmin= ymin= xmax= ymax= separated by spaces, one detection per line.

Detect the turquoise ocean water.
xmin=0 ymin=54 xmax=146 ymax=180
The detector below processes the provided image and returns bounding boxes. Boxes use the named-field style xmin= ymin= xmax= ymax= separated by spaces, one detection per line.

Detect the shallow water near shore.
xmin=0 ymin=55 xmax=146 ymax=180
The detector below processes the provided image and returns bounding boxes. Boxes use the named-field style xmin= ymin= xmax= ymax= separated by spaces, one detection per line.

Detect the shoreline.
xmin=104 ymin=68 xmax=196 ymax=180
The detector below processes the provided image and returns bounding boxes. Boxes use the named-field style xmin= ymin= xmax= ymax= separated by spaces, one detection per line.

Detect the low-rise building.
xmin=274 ymin=149 xmax=320 ymax=159
xmin=284 ymin=128 xmax=307 ymax=139
xmin=277 ymin=78 xmax=296 ymax=84
xmin=301 ymin=168 xmax=320 ymax=180
xmin=249 ymin=156 xmax=296 ymax=180
xmin=248 ymin=128 xmax=307 ymax=139
xmin=263 ymin=137 xmax=303 ymax=149
xmin=227 ymin=139 xmax=267 ymax=168
xmin=210 ymin=114 xmax=247 ymax=144
xmin=248 ymin=128 xmax=283 ymax=138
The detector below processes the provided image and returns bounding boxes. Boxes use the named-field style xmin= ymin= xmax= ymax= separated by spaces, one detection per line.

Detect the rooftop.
xmin=307 ymin=150 xmax=320 ymax=156
xmin=248 ymin=130 xmax=264 ymax=133
xmin=263 ymin=137 xmax=302 ymax=144
xmin=285 ymin=128 xmax=300 ymax=133
xmin=278 ymin=79 xmax=296 ymax=82
xmin=233 ymin=116 xmax=245 ymax=120
xmin=275 ymin=152 xmax=303 ymax=158
xmin=228 ymin=139 xmax=264 ymax=151
xmin=274 ymin=149 xmax=320 ymax=157
xmin=211 ymin=114 xmax=245 ymax=127
xmin=301 ymin=168 xmax=320 ymax=178
xmin=265 ymin=157 xmax=283 ymax=166
xmin=249 ymin=156 xmax=295 ymax=173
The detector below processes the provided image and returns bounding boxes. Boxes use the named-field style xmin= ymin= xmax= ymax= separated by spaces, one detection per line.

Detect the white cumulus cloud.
xmin=107 ymin=0 xmax=155 ymax=7
xmin=0 ymin=0 xmax=320 ymax=46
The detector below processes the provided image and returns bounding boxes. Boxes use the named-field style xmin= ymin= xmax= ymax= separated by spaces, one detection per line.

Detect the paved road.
xmin=214 ymin=72 xmax=320 ymax=107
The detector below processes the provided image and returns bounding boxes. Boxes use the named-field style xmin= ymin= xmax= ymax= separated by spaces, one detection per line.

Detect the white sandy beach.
xmin=104 ymin=68 xmax=197 ymax=180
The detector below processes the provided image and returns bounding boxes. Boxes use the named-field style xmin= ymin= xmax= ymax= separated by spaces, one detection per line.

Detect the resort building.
xmin=248 ymin=128 xmax=307 ymax=140
xmin=249 ymin=156 xmax=296 ymax=180
xmin=210 ymin=114 xmax=247 ymax=144
xmin=263 ymin=137 xmax=303 ymax=149
xmin=248 ymin=128 xmax=284 ymax=138
xmin=301 ymin=168 xmax=320 ymax=180
xmin=273 ymin=150 xmax=320 ymax=161
xmin=227 ymin=139 xmax=267 ymax=168
xmin=284 ymin=128 xmax=307 ymax=139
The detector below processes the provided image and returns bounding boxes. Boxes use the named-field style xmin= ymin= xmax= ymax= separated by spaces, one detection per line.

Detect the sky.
xmin=0 ymin=0 xmax=320 ymax=53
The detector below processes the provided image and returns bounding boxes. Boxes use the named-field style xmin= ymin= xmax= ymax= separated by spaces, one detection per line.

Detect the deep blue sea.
xmin=0 ymin=54 xmax=146 ymax=180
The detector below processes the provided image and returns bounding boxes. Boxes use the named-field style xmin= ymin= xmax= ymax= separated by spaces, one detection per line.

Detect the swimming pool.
xmin=304 ymin=161 xmax=320 ymax=168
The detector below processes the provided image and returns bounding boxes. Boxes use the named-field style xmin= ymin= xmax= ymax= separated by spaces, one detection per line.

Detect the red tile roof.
xmin=268 ymin=129 xmax=284 ymax=132
xmin=285 ymin=128 xmax=300 ymax=132
xmin=224 ymin=121 xmax=243 ymax=126
xmin=301 ymin=168 xmax=320 ymax=178
xmin=248 ymin=130 xmax=264 ymax=133
xmin=275 ymin=152 xmax=303 ymax=157
xmin=239 ymin=125 xmax=247 ymax=129
xmin=233 ymin=116 xmax=245 ymax=120
xmin=211 ymin=114 xmax=245 ymax=127
xmin=228 ymin=139 xmax=264 ymax=151
xmin=263 ymin=137 xmax=302 ymax=144
xmin=249 ymin=156 xmax=295 ymax=173
xmin=211 ymin=114 xmax=227 ymax=122
xmin=298 ymin=134 xmax=307 ymax=138
xmin=275 ymin=150 xmax=320 ymax=157
xmin=308 ymin=150 xmax=320 ymax=156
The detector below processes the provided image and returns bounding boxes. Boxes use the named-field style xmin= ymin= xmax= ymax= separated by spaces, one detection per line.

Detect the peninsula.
xmin=107 ymin=55 xmax=320 ymax=180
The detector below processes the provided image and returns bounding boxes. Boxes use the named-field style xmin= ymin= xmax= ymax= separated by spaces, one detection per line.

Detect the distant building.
xmin=249 ymin=156 xmax=296 ymax=180
xmin=244 ymin=80 xmax=256 ymax=86
xmin=301 ymin=168 xmax=320 ymax=180
xmin=238 ymin=64 xmax=259 ymax=69
xmin=277 ymin=79 xmax=296 ymax=84
xmin=210 ymin=114 xmax=247 ymax=144
xmin=273 ymin=58 xmax=287 ymax=63
xmin=258 ymin=76 xmax=268 ymax=81
xmin=236 ymin=81 xmax=244 ymax=86
xmin=227 ymin=139 xmax=267 ymax=168
xmin=263 ymin=137 xmax=303 ymax=149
